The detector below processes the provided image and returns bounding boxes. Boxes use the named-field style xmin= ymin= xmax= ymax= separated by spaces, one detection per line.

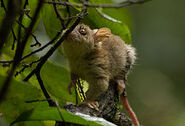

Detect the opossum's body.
xmin=62 ymin=24 xmax=136 ymax=101
xmin=62 ymin=24 xmax=139 ymax=126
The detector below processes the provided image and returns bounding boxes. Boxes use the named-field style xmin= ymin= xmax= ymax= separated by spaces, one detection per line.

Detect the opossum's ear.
xmin=93 ymin=28 xmax=111 ymax=43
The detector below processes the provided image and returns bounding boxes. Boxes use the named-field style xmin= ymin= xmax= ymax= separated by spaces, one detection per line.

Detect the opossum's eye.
xmin=79 ymin=25 xmax=87 ymax=35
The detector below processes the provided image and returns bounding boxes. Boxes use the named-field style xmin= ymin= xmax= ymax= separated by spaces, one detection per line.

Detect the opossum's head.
xmin=67 ymin=24 xmax=94 ymax=47
xmin=62 ymin=24 xmax=111 ymax=58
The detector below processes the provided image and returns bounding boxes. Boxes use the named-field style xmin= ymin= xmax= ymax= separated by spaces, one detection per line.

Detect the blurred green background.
xmin=126 ymin=0 xmax=185 ymax=126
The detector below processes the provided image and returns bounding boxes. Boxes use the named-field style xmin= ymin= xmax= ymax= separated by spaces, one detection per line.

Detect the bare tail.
xmin=120 ymin=94 xmax=140 ymax=126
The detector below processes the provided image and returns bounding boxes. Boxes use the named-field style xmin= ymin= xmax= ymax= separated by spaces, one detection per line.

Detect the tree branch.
xmin=0 ymin=29 xmax=62 ymax=65
xmin=0 ymin=0 xmax=21 ymax=54
xmin=16 ymin=20 xmax=41 ymax=47
xmin=65 ymin=0 xmax=72 ymax=27
xmin=52 ymin=0 xmax=66 ymax=28
xmin=63 ymin=81 xmax=132 ymax=126
xmin=15 ymin=58 xmax=41 ymax=77
xmin=0 ymin=0 xmax=22 ymax=103
xmin=35 ymin=71 xmax=56 ymax=106
xmin=0 ymin=0 xmax=18 ymax=50
xmin=45 ymin=0 xmax=151 ymax=8
xmin=0 ymin=0 xmax=45 ymax=103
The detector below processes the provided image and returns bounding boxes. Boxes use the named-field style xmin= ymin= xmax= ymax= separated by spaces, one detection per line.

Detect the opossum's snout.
xmin=67 ymin=24 xmax=91 ymax=43
xmin=66 ymin=30 xmax=82 ymax=43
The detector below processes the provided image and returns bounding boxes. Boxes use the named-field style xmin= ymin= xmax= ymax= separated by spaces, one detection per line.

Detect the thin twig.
xmin=22 ymin=9 xmax=33 ymax=20
xmin=16 ymin=20 xmax=41 ymax=47
xmin=52 ymin=0 xmax=66 ymax=28
xmin=11 ymin=28 xmax=17 ymax=50
xmin=0 ymin=0 xmax=20 ymax=53
xmin=25 ymin=98 xmax=65 ymax=122
xmin=0 ymin=0 xmax=39 ymax=49
xmin=19 ymin=0 xmax=41 ymax=48
xmin=65 ymin=0 xmax=71 ymax=27
xmin=35 ymin=71 xmax=65 ymax=123
xmin=15 ymin=58 xmax=41 ymax=77
xmin=45 ymin=1 xmax=82 ymax=8
xmin=22 ymin=30 xmax=62 ymax=59
xmin=25 ymin=98 xmax=52 ymax=103
xmin=63 ymin=15 xmax=80 ymax=20
xmin=25 ymin=13 xmax=33 ymax=20
xmin=0 ymin=60 xmax=13 ymax=64
xmin=23 ymin=0 xmax=28 ymax=8
xmin=45 ymin=0 xmax=150 ymax=8
xmin=22 ymin=0 xmax=33 ymax=20
xmin=0 ymin=29 xmax=62 ymax=64
xmin=0 ymin=0 xmax=18 ymax=50
xmin=35 ymin=71 xmax=55 ymax=106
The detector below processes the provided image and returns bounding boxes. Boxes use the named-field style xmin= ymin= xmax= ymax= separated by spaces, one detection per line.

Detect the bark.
xmin=63 ymin=80 xmax=132 ymax=126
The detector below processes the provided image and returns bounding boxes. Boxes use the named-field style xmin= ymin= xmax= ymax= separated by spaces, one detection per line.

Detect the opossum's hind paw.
xmin=82 ymin=101 xmax=99 ymax=111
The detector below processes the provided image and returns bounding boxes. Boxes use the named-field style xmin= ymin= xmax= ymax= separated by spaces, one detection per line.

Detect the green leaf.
xmin=41 ymin=3 xmax=62 ymax=39
xmin=11 ymin=102 xmax=101 ymax=126
xmin=40 ymin=61 xmax=76 ymax=105
xmin=82 ymin=8 xmax=131 ymax=44
xmin=41 ymin=1 xmax=79 ymax=39
xmin=23 ymin=61 xmax=76 ymax=106
xmin=85 ymin=0 xmax=132 ymax=43
xmin=24 ymin=121 xmax=45 ymax=126
xmin=0 ymin=74 xmax=43 ymax=125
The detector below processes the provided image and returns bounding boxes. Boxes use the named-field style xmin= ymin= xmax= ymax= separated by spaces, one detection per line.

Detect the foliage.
xmin=0 ymin=0 xmax=136 ymax=125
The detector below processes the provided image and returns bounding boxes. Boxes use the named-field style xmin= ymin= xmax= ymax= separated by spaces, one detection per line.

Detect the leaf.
xmin=41 ymin=1 xmax=80 ymax=39
xmin=26 ymin=61 xmax=77 ymax=106
xmin=0 ymin=74 xmax=43 ymax=125
xmin=11 ymin=102 xmax=101 ymax=126
xmin=24 ymin=121 xmax=45 ymax=126
xmin=41 ymin=3 xmax=62 ymax=39
xmin=84 ymin=0 xmax=132 ymax=43
xmin=83 ymin=8 xmax=131 ymax=44
xmin=41 ymin=62 xmax=76 ymax=105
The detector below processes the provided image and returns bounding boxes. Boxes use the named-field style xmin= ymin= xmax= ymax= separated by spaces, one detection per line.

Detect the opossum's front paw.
xmin=83 ymin=100 xmax=99 ymax=111
xmin=67 ymin=80 xmax=77 ymax=94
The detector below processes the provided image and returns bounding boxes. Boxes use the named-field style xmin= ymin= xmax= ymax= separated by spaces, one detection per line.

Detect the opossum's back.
xmin=102 ymin=35 xmax=133 ymax=78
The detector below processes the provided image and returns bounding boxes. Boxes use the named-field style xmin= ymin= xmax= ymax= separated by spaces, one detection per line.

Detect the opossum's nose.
xmin=66 ymin=30 xmax=77 ymax=42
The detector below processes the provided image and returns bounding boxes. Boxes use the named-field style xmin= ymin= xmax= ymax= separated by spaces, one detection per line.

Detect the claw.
xmin=83 ymin=101 xmax=99 ymax=111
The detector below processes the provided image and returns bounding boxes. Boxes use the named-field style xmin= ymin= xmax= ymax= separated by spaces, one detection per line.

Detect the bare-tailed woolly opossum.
xmin=62 ymin=24 xmax=140 ymax=126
